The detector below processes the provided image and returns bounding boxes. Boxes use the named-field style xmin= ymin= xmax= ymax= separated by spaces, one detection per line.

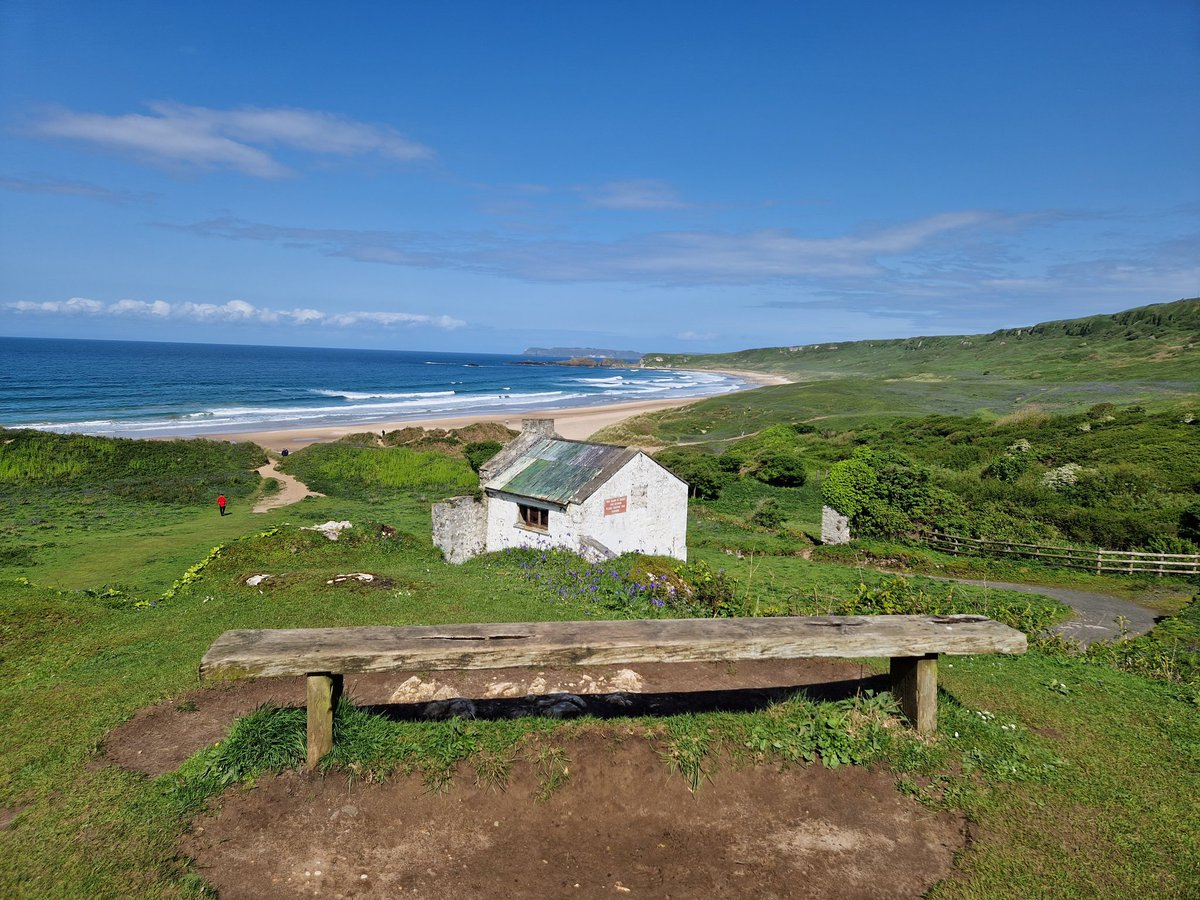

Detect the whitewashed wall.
xmin=484 ymin=453 xmax=688 ymax=561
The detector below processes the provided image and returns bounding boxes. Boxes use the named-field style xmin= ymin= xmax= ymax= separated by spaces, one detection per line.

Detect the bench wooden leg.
xmin=306 ymin=673 xmax=343 ymax=770
xmin=890 ymin=654 xmax=938 ymax=734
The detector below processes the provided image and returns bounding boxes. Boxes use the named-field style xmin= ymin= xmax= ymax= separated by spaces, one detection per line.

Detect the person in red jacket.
xmin=218 ymin=494 xmax=227 ymax=516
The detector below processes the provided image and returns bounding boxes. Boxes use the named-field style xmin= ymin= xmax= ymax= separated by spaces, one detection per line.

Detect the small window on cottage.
xmin=518 ymin=503 xmax=549 ymax=531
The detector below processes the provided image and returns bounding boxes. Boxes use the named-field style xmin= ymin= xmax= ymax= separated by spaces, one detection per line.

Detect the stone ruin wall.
xmin=820 ymin=505 xmax=852 ymax=545
xmin=432 ymin=495 xmax=488 ymax=564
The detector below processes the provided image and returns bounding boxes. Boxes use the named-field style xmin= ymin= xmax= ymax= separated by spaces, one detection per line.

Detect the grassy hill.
xmin=645 ymin=297 xmax=1200 ymax=382
xmin=643 ymin=405 xmax=1200 ymax=557
xmin=1 ymin=424 xmax=1198 ymax=896
xmin=3 ymin=301 xmax=1199 ymax=896
xmin=601 ymin=299 xmax=1199 ymax=445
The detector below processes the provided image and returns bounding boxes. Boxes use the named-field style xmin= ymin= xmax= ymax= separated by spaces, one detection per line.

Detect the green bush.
xmin=280 ymin=443 xmax=477 ymax=499
xmin=750 ymin=498 xmax=785 ymax=529
xmin=821 ymin=457 xmax=876 ymax=518
xmin=822 ymin=448 xmax=934 ymax=537
xmin=716 ymin=450 xmax=746 ymax=474
xmin=464 ymin=440 xmax=502 ymax=473
xmin=0 ymin=429 xmax=265 ymax=505
xmin=655 ymin=449 xmax=727 ymax=499
xmin=1180 ymin=500 xmax=1200 ymax=543
xmin=982 ymin=453 xmax=1030 ymax=484
xmin=1142 ymin=535 xmax=1199 ymax=555
xmin=752 ymin=450 xmax=807 ymax=487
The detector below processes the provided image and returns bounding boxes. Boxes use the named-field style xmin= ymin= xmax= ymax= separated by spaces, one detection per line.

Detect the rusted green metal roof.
xmin=484 ymin=438 xmax=638 ymax=506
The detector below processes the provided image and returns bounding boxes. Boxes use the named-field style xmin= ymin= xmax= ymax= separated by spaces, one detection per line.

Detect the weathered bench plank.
xmin=201 ymin=614 xmax=1024 ymax=679
xmin=200 ymin=615 xmax=1026 ymax=768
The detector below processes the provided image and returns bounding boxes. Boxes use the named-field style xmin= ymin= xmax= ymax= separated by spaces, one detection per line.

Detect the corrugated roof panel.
xmin=486 ymin=438 xmax=637 ymax=505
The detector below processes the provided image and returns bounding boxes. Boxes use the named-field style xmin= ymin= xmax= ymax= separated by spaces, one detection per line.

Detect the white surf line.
xmin=253 ymin=459 xmax=323 ymax=513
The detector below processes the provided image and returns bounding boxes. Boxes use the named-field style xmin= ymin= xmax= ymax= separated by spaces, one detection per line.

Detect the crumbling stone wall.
xmin=432 ymin=495 xmax=488 ymax=564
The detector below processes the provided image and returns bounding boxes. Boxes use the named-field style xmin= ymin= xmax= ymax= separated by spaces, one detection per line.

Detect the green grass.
xmin=2 ymin=415 xmax=1199 ymax=896
xmin=643 ymin=403 xmax=1200 ymax=556
xmin=645 ymin=297 xmax=1200 ymax=385
xmin=278 ymin=441 xmax=478 ymax=500
xmin=601 ymin=299 xmax=1200 ymax=451
xmin=0 ymin=428 xmax=265 ymax=503
xmin=931 ymin=650 xmax=1200 ymax=896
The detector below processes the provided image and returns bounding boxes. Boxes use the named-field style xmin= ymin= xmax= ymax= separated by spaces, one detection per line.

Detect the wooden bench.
xmin=200 ymin=614 xmax=1026 ymax=769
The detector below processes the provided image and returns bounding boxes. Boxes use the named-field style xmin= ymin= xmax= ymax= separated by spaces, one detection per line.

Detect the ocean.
xmin=0 ymin=337 xmax=743 ymax=438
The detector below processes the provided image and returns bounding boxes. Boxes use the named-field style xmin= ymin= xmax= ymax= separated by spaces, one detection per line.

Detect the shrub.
xmin=750 ymin=498 xmax=785 ymax=529
xmin=942 ymin=445 xmax=985 ymax=471
xmin=822 ymin=458 xmax=875 ymax=518
xmin=982 ymin=453 xmax=1030 ymax=484
xmin=0 ymin=429 xmax=264 ymax=504
xmin=1180 ymin=500 xmax=1200 ymax=543
xmin=464 ymin=440 xmax=502 ymax=473
xmin=821 ymin=448 xmax=935 ymax=538
xmin=995 ymin=405 xmax=1051 ymax=429
xmin=1065 ymin=464 xmax=1148 ymax=507
xmin=1046 ymin=507 xmax=1159 ymax=550
xmin=752 ymin=451 xmax=807 ymax=487
xmin=279 ymin=443 xmax=476 ymax=499
xmin=1041 ymin=463 xmax=1083 ymax=491
xmin=1142 ymin=535 xmax=1199 ymax=555
xmin=654 ymin=449 xmax=727 ymax=500
xmin=716 ymin=450 xmax=747 ymax=474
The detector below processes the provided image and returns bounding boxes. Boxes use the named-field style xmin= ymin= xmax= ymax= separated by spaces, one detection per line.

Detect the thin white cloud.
xmin=174 ymin=209 xmax=1006 ymax=284
xmin=30 ymin=102 xmax=433 ymax=178
xmin=676 ymin=330 xmax=717 ymax=341
xmin=326 ymin=310 xmax=465 ymax=328
xmin=4 ymin=297 xmax=464 ymax=329
xmin=0 ymin=175 xmax=155 ymax=205
xmin=585 ymin=180 xmax=691 ymax=210
xmin=162 ymin=208 xmax=1200 ymax=309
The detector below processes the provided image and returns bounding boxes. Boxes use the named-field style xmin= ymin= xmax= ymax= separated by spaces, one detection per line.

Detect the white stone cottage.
xmin=432 ymin=418 xmax=688 ymax=564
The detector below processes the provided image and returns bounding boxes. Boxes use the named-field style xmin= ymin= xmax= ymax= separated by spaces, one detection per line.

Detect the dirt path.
xmin=930 ymin=577 xmax=1160 ymax=645
xmin=99 ymin=659 xmax=964 ymax=898
xmin=181 ymin=732 xmax=966 ymax=899
xmin=253 ymin=459 xmax=322 ymax=513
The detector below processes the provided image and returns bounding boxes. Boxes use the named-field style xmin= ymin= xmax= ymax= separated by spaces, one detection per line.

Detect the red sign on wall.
xmin=603 ymin=496 xmax=628 ymax=516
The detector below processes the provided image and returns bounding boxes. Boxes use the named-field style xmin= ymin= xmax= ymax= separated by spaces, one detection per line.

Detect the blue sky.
xmin=1 ymin=1 xmax=1197 ymax=354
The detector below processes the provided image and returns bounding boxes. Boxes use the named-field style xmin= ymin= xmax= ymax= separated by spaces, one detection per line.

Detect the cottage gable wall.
xmin=433 ymin=419 xmax=688 ymax=564
xmin=483 ymin=452 xmax=686 ymax=561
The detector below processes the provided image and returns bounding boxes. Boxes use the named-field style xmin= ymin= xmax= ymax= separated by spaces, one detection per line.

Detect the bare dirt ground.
xmin=253 ymin=459 xmax=323 ymax=513
xmin=104 ymin=661 xmax=967 ymax=898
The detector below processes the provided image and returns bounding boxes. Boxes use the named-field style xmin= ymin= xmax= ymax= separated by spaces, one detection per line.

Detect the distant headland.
xmin=522 ymin=346 xmax=642 ymax=360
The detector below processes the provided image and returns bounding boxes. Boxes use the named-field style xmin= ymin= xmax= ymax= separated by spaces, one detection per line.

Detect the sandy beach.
xmin=702 ymin=368 xmax=792 ymax=387
xmin=208 ymin=368 xmax=790 ymax=451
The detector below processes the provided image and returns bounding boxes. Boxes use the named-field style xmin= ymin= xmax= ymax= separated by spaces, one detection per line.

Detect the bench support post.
xmin=306 ymin=673 xmax=343 ymax=770
xmin=890 ymin=653 xmax=938 ymax=734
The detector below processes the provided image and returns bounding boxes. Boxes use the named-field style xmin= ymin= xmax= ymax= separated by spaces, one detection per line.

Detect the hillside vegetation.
xmin=0 ymin=430 xmax=267 ymax=582
xmin=0 ymin=428 xmax=264 ymax=504
xmin=649 ymin=405 xmax=1200 ymax=554
xmin=1 ymin=415 xmax=1198 ymax=896
xmin=3 ymin=304 xmax=1200 ymax=897
xmin=647 ymin=297 xmax=1200 ymax=382
xmin=612 ymin=299 xmax=1199 ymax=442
